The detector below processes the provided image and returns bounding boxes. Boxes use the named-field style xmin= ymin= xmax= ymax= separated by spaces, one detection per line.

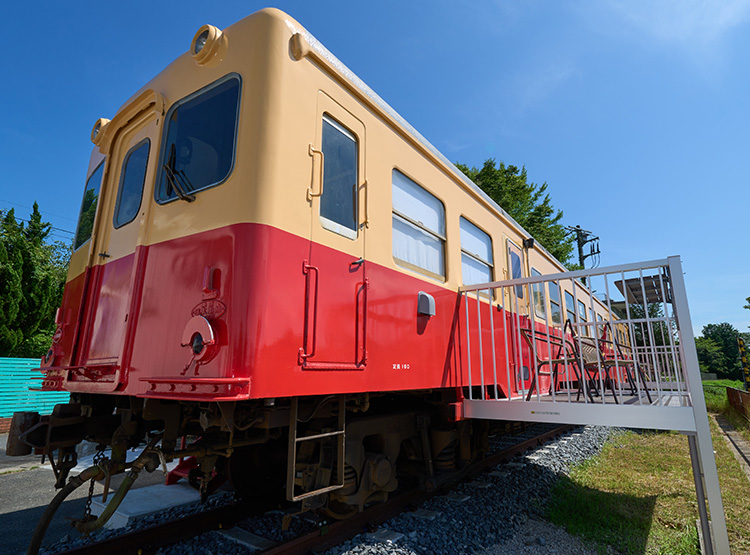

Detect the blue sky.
xmin=2 ymin=1 xmax=749 ymax=334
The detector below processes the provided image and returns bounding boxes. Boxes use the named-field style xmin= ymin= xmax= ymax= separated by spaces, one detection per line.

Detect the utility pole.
xmin=565 ymin=225 xmax=600 ymax=283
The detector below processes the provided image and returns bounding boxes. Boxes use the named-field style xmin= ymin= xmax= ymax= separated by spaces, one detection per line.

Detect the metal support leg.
xmin=668 ymin=257 xmax=730 ymax=555
xmin=688 ymin=434 xmax=713 ymax=555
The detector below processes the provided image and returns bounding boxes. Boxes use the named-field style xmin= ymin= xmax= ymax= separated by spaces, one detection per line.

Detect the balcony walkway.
xmin=458 ymin=256 xmax=729 ymax=554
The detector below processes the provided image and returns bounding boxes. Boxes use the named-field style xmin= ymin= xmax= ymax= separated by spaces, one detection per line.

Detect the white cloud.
xmin=516 ymin=60 xmax=578 ymax=109
xmin=509 ymin=59 xmax=580 ymax=115
xmin=589 ymin=0 xmax=750 ymax=63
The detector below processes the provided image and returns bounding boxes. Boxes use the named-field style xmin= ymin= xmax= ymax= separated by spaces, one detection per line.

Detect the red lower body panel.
xmin=43 ymin=223 xmax=541 ymax=401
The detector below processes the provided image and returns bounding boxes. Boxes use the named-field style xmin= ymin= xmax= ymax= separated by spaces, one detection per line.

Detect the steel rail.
xmin=48 ymin=502 xmax=249 ymax=555
xmin=262 ymin=423 xmax=574 ymax=555
xmin=49 ymin=423 xmax=573 ymax=555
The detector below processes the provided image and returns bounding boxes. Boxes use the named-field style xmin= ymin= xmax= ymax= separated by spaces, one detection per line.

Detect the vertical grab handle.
xmin=307 ymin=144 xmax=325 ymax=201
xmin=359 ymin=277 xmax=369 ymax=365
xmin=299 ymin=261 xmax=319 ymax=364
xmin=361 ymin=179 xmax=369 ymax=229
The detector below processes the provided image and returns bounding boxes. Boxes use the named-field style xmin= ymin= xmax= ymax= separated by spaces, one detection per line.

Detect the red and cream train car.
xmin=12 ymin=8 xmax=613 ymax=520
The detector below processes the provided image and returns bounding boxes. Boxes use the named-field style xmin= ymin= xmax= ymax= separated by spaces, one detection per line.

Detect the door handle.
xmin=307 ymin=144 xmax=325 ymax=201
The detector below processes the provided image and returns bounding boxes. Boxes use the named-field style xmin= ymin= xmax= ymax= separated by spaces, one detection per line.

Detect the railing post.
xmin=464 ymin=291 xmax=473 ymax=400
xmin=667 ymin=256 xmax=729 ymax=554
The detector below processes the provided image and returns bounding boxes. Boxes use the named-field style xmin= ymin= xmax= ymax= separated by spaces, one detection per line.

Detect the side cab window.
xmin=74 ymin=161 xmax=105 ymax=250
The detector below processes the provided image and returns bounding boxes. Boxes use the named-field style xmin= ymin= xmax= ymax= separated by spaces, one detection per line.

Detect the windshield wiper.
xmin=163 ymin=144 xmax=196 ymax=202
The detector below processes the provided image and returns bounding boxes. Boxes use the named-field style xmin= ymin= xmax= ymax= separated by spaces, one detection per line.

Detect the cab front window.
xmin=156 ymin=74 xmax=241 ymax=203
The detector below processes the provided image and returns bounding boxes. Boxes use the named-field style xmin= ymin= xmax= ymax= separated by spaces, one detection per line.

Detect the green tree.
xmin=624 ymin=303 xmax=673 ymax=347
xmin=695 ymin=336 xmax=728 ymax=375
xmin=0 ymin=205 xmax=70 ymax=358
xmin=0 ymin=211 xmax=24 ymax=353
xmin=698 ymin=322 xmax=742 ymax=379
xmin=456 ymin=159 xmax=574 ymax=264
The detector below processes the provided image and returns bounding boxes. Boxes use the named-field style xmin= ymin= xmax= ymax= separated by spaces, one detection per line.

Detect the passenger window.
xmin=114 ymin=140 xmax=150 ymax=228
xmin=549 ymin=280 xmax=562 ymax=326
xmin=531 ymin=268 xmax=546 ymax=320
xmin=320 ymin=116 xmax=358 ymax=237
xmin=156 ymin=74 xmax=240 ymax=202
xmin=74 ymin=160 xmax=105 ymax=250
xmin=460 ymin=217 xmax=493 ymax=286
xmin=565 ymin=291 xmax=576 ymax=328
xmin=508 ymin=241 xmax=524 ymax=298
xmin=596 ymin=312 xmax=604 ymax=338
xmin=578 ymin=300 xmax=588 ymax=336
xmin=392 ymin=170 xmax=445 ymax=280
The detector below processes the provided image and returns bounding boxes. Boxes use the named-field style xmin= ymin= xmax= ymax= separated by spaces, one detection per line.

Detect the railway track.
xmin=47 ymin=423 xmax=573 ymax=555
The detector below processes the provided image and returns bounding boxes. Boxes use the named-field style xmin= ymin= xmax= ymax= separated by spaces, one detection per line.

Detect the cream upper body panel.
xmin=69 ymin=8 xmax=574 ymax=306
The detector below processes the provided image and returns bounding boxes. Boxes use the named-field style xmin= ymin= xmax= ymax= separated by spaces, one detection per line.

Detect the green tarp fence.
xmin=0 ymin=358 xmax=70 ymax=418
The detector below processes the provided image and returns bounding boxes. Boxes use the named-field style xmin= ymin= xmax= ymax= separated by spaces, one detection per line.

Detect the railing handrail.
xmin=459 ymin=257 xmax=671 ymax=293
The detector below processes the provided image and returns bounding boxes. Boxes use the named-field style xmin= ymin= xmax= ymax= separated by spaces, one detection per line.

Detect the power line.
xmin=0 ymin=212 xmax=75 ymax=236
xmin=0 ymin=198 xmax=78 ymax=223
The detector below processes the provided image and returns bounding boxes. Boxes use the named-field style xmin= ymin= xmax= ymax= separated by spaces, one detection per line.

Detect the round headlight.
xmin=194 ymin=29 xmax=209 ymax=54
xmin=90 ymin=118 xmax=110 ymax=146
xmin=190 ymin=24 xmax=227 ymax=66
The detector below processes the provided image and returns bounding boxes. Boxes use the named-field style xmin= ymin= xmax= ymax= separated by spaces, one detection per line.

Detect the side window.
xmin=392 ymin=170 xmax=446 ymax=280
xmin=578 ymin=300 xmax=588 ymax=336
xmin=114 ymin=140 xmax=150 ymax=228
xmin=508 ymin=241 xmax=524 ymax=298
xmin=460 ymin=217 xmax=493 ymax=286
xmin=549 ymin=280 xmax=562 ymax=326
xmin=531 ymin=268 xmax=546 ymax=320
xmin=617 ymin=325 xmax=628 ymax=345
xmin=320 ymin=115 xmax=358 ymax=238
xmin=596 ymin=311 xmax=604 ymax=338
xmin=565 ymin=291 xmax=576 ymax=328
xmin=74 ymin=161 xmax=105 ymax=250
xmin=156 ymin=74 xmax=240 ymax=202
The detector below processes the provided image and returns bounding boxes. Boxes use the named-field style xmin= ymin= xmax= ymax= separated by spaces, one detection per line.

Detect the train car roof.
xmin=102 ymin=7 xmax=564 ymax=270
xmin=280 ymin=10 xmax=564 ymax=269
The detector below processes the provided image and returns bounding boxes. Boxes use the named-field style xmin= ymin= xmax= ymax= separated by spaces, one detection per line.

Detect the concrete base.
xmin=90 ymin=482 xmax=210 ymax=529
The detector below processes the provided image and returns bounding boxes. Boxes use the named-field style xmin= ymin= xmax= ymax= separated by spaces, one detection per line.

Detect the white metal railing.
xmin=459 ymin=258 xmax=691 ymax=416
xmin=458 ymin=256 xmax=729 ymax=554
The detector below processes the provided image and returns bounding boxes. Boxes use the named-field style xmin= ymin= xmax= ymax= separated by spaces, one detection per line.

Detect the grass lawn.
xmin=547 ymin=382 xmax=750 ymax=554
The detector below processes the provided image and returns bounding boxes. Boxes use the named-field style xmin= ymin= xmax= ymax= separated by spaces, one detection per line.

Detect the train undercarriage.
xmin=8 ymin=390 xmax=501 ymax=542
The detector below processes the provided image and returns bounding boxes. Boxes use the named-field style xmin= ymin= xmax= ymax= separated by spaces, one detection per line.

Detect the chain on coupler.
xmin=80 ymin=449 xmax=108 ymax=530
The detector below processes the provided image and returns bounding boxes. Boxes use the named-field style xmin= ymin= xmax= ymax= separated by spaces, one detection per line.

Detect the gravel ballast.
xmin=36 ymin=424 xmax=617 ymax=555
xmin=322 ymin=425 xmax=616 ymax=555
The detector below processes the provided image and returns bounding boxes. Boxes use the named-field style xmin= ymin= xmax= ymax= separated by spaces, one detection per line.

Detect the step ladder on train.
xmin=286 ymin=396 xmax=345 ymax=507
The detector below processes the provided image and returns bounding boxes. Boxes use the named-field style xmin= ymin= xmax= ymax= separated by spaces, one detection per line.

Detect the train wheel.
xmin=322 ymin=499 xmax=359 ymax=520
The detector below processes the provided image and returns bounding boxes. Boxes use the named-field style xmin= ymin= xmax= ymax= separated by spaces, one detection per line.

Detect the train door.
xmin=76 ymin=108 xmax=158 ymax=378
xmin=506 ymin=239 xmax=532 ymax=394
xmin=300 ymin=94 xmax=367 ymax=370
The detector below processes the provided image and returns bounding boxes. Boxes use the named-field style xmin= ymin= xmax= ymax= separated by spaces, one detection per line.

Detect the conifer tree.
xmin=0 ymin=210 xmax=24 ymax=354
xmin=0 ymin=205 xmax=69 ymax=357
